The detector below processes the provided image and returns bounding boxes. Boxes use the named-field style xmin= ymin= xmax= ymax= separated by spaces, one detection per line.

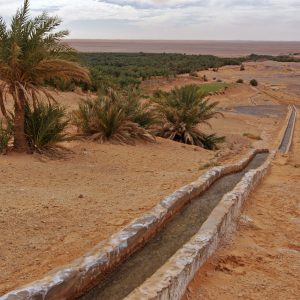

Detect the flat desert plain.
xmin=0 ymin=60 xmax=299 ymax=295
xmin=66 ymin=39 xmax=300 ymax=57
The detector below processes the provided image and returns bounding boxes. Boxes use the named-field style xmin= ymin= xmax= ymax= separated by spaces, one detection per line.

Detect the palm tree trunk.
xmin=0 ymin=93 xmax=8 ymax=119
xmin=13 ymin=90 xmax=29 ymax=153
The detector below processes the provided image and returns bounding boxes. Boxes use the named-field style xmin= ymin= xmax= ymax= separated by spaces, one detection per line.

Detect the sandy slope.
xmin=184 ymin=112 xmax=300 ymax=300
xmin=0 ymin=61 xmax=293 ymax=295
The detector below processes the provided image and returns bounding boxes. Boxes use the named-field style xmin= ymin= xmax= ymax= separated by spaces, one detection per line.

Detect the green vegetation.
xmin=250 ymin=79 xmax=258 ymax=86
xmin=0 ymin=0 xmax=90 ymax=153
xmin=248 ymin=53 xmax=300 ymax=63
xmin=25 ymin=103 xmax=70 ymax=152
xmin=72 ymin=90 xmax=155 ymax=145
xmin=152 ymin=84 xmax=224 ymax=149
xmin=200 ymin=134 xmax=225 ymax=150
xmin=0 ymin=119 xmax=12 ymax=154
xmin=78 ymin=52 xmax=243 ymax=91
xmin=197 ymin=82 xmax=227 ymax=94
xmin=70 ymin=52 xmax=300 ymax=92
xmin=72 ymin=84 xmax=225 ymax=149
xmin=120 ymin=88 xmax=156 ymax=129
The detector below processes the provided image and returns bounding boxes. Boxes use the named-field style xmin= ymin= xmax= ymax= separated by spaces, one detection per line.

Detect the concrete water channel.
xmin=79 ymin=153 xmax=269 ymax=300
xmin=78 ymin=106 xmax=296 ymax=300
xmin=279 ymin=106 xmax=297 ymax=152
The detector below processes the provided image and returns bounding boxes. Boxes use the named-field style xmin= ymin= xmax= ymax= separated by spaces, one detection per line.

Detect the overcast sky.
xmin=0 ymin=0 xmax=299 ymax=40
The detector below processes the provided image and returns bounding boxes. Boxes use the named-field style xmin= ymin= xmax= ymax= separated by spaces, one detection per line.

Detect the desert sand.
xmin=66 ymin=40 xmax=300 ymax=57
xmin=0 ymin=60 xmax=298 ymax=295
xmin=184 ymin=114 xmax=300 ymax=300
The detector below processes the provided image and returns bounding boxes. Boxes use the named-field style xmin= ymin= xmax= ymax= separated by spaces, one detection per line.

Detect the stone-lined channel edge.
xmin=0 ymin=106 xmax=296 ymax=300
xmin=124 ymin=105 xmax=297 ymax=300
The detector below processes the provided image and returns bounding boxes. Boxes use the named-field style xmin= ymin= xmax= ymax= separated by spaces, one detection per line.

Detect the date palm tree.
xmin=153 ymin=84 xmax=224 ymax=149
xmin=0 ymin=0 xmax=90 ymax=152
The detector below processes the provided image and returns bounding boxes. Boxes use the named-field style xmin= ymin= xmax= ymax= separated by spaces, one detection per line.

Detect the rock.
xmin=240 ymin=214 xmax=254 ymax=224
xmin=239 ymin=215 xmax=260 ymax=230
xmin=78 ymin=194 xmax=84 ymax=199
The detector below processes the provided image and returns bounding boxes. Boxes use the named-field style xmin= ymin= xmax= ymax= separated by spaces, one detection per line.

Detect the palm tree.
xmin=72 ymin=88 xmax=155 ymax=145
xmin=153 ymin=84 xmax=224 ymax=149
xmin=0 ymin=0 xmax=90 ymax=152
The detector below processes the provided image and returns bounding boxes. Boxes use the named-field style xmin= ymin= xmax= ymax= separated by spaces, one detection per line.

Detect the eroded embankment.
xmin=79 ymin=153 xmax=268 ymax=300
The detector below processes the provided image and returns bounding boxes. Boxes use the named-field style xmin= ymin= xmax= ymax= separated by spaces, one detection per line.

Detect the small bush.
xmin=73 ymin=91 xmax=155 ymax=145
xmin=0 ymin=119 xmax=13 ymax=154
xmin=25 ymin=103 xmax=70 ymax=152
xmin=152 ymin=84 xmax=224 ymax=150
xmin=250 ymin=79 xmax=258 ymax=86
xmin=240 ymin=64 xmax=245 ymax=71
xmin=200 ymin=134 xmax=225 ymax=150
xmin=121 ymin=89 xmax=156 ymax=129
xmin=236 ymin=79 xmax=244 ymax=84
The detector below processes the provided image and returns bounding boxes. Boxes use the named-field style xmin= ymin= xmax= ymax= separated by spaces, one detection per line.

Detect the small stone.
xmin=78 ymin=194 xmax=84 ymax=199
xmin=240 ymin=214 xmax=254 ymax=224
xmin=239 ymin=214 xmax=260 ymax=230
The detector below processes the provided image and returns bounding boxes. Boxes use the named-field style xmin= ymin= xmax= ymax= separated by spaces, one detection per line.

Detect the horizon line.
xmin=64 ymin=39 xmax=300 ymax=43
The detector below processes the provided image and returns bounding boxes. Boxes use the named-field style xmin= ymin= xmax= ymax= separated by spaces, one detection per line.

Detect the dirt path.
xmin=184 ymin=113 xmax=300 ymax=300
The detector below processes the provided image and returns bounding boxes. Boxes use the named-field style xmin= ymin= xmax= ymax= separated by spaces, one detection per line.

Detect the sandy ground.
xmin=183 ymin=111 xmax=300 ymax=299
xmin=0 ymin=61 xmax=295 ymax=295
xmin=0 ymin=135 xmax=259 ymax=294
xmin=142 ymin=60 xmax=300 ymax=107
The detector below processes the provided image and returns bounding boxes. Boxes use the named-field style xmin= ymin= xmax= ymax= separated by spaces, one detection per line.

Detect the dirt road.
xmin=184 ymin=112 xmax=300 ymax=300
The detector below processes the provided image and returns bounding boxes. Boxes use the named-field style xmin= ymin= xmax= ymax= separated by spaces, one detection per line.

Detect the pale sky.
xmin=0 ymin=0 xmax=299 ymax=41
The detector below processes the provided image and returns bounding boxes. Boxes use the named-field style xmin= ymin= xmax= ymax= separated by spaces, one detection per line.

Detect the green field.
xmin=197 ymin=82 xmax=227 ymax=94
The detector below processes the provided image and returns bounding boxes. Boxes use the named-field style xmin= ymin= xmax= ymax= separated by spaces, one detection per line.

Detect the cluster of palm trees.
xmin=72 ymin=84 xmax=224 ymax=149
xmin=0 ymin=0 xmax=224 ymax=154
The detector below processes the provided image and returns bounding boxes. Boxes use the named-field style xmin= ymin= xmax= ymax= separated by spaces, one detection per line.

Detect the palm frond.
xmin=35 ymin=59 xmax=90 ymax=83
xmin=73 ymin=91 xmax=155 ymax=145
xmin=153 ymin=84 xmax=224 ymax=149
xmin=0 ymin=118 xmax=13 ymax=153
xmin=25 ymin=102 xmax=70 ymax=151
xmin=0 ymin=0 xmax=90 ymax=152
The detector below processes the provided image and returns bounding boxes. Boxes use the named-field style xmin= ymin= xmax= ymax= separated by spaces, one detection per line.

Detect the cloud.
xmin=0 ymin=0 xmax=299 ymax=40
